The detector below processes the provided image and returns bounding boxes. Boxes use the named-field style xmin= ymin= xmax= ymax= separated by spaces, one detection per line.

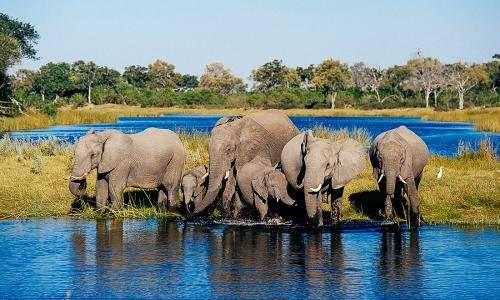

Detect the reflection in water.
xmin=2 ymin=219 xmax=498 ymax=299
xmin=377 ymin=230 xmax=422 ymax=298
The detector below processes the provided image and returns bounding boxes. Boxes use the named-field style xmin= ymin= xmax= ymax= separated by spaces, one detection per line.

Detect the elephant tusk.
xmin=309 ymin=183 xmax=322 ymax=193
xmin=69 ymin=174 xmax=87 ymax=181
xmin=64 ymin=176 xmax=71 ymax=180
xmin=378 ymin=174 xmax=384 ymax=183
xmin=201 ymin=172 xmax=208 ymax=180
xmin=224 ymin=170 xmax=230 ymax=180
xmin=398 ymin=175 xmax=407 ymax=185
xmin=297 ymin=183 xmax=304 ymax=189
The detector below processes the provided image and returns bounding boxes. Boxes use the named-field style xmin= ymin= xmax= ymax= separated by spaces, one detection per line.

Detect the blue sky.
xmin=2 ymin=0 xmax=499 ymax=79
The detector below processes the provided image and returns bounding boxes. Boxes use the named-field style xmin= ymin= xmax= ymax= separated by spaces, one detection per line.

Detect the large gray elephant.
xmin=369 ymin=125 xmax=429 ymax=227
xmin=192 ymin=110 xmax=300 ymax=216
xmin=236 ymin=156 xmax=295 ymax=220
xmin=68 ymin=128 xmax=185 ymax=212
xmin=281 ymin=131 xmax=366 ymax=226
xmin=181 ymin=165 xmax=208 ymax=214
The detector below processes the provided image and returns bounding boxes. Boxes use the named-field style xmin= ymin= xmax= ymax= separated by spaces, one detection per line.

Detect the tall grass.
xmin=457 ymin=137 xmax=498 ymax=161
xmin=312 ymin=126 xmax=372 ymax=148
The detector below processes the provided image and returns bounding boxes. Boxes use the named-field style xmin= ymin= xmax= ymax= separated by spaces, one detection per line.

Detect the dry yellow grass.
xmin=1 ymin=105 xmax=499 ymax=133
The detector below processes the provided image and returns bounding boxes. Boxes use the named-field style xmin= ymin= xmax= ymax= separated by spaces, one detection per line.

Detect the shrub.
xmin=41 ymin=103 xmax=57 ymax=116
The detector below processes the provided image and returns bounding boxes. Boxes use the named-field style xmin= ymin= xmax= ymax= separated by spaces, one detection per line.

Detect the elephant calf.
xmin=236 ymin=156 xmax=295 ymax=220
xmin=181 ymin=165 xmax=208 ymax=214
xmin=369 ymin=126 xmax=429 ymax=227
xmin=68 ymin=128 xmax=185 ymax=212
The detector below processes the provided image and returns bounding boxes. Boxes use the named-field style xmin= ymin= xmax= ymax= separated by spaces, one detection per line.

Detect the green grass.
xmin=1 ymin=105 xmax=499 ymax=133
xmin=0 ymin=129 xmax=498 ymax=224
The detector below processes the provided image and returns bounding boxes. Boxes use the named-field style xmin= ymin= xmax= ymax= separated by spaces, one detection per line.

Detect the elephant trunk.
xmin=303 ymin=172 xmax=323 ymax=226
xmin=68 ymin=159 xmax=91 ymax=197
xmin=193 ymin=160 xmax=226 ymax=215
xmin=69 ymin=179 xmax=87 ymax=197
xmin=385 ymin=168 xmax=397 ymax=196
xmin=279 ymin=189 xmax=296 ymax=206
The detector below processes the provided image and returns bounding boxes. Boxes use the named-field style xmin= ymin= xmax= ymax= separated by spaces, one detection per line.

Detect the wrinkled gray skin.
xmin=281 ymin=131 xmax=366 ymax=227
xmin=69 ymin=128 xmax=185 ymax=212
xmin=236 ymin=156 xmax=295 ymax=220
xmin=369 ymin=126 xmax=429 ymax=227
xmin=181 ymin=165 xmax=208 ymax=214
xmin=192 ymin=110 xmax=299 ymax=217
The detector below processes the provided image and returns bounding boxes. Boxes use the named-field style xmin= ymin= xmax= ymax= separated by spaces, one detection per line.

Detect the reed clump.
xmin=0 ymin=129 xmax=498 ymax=224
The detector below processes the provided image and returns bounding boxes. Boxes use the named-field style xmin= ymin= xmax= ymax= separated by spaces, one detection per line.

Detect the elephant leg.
xmin=222 ymin=173 xmax=237 ymax=218
xmin=95 ymin=174 xmax=109 ymax=210
xmin=331 ymin=187 xmax=344 ymax=224
xmin=406 ymin=177 xmax=421 ymax=227
xmin=167 ymin=187 xmax=180 ymax=212
xmin=232 ymin=192 xmax=244 ymax=219
xmin=157 ymin=187 xmax=168 ymax=212
xmin=108 ymin=172 xmax=127 ymax=212
xmin=254 ymin=194 xmax=268 ymax=221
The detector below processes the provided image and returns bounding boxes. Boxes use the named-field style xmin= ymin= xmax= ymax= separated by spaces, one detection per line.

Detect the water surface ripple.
xmin=0 ymin=219 xmax=498 ymax=299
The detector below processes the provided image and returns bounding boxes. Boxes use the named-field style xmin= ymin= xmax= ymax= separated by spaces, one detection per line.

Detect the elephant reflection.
xmin=377 ymin=230 xmax=422 ymax=298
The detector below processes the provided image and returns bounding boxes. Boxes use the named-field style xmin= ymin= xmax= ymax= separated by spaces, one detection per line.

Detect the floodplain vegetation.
xmin=0 ymin=128 xmax=498 ymax=225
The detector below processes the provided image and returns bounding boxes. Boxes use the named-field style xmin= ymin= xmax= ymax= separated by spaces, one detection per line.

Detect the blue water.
xmin=7 ymin=114 xmax=499 ymax=156
xmin=0 ymin=219 xmax=498 ymax=299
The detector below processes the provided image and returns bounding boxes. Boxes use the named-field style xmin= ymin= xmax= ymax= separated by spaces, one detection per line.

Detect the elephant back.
xmin=244 ymin=110 xmax=300 ymax=163
xmin=393 ymin=126 xmax=429 ymax=174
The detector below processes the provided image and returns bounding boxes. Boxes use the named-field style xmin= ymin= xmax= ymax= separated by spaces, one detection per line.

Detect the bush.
xmin=41 ymin=103 xmax=57 ymax=116
xmin=68 ymin=93 xmax=87 ymax=108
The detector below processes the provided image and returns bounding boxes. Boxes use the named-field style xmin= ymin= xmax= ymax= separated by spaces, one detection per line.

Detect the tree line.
xmin=1 ymin=13 xmax=498 ymax=116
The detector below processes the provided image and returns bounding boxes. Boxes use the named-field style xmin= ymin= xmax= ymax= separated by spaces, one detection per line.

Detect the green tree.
xmin=383 ymin=65 xmax=412 ymax=92
xmin=312 ymin=58 xmax=350 ymax=109
xmin=71 ymin=61 xmax=97 ymax=104
xmin=123 ymin=65 xmax=149 ymax=88
xmin=250 ymin=59 xmax=287 ymax=91
xmin=484 ymin=61 xmax=499 ymax=93
xmin=147 ymin=59 xmax=181 ymax=89
xmin=33 ymin=62 xmax=72 ymax=101
xmin=296 ymin=64 xmax=315 ymax=88
xmin=0 ymin=13 xmax=39 ymax=115
xmin=177 ymin=74 xmax=199 ymax=89
xmin=199 ymin=62 xmax=246 ymax=94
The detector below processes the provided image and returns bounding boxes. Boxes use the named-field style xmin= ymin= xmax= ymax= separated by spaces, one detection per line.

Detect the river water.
xmin=7 ymin=114 xmax=499 ymax=156
xmin=0 ymin=219 xmax=498 ymax=299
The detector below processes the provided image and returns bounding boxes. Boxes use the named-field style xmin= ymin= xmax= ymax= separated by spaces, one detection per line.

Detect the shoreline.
xmin=1 ymin=105 xmax=499 ymax=133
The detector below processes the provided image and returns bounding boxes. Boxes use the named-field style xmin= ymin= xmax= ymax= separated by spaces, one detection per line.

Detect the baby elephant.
xmin=370 ymin=125 xmax=429 ymax=227
xmin=236 ymin=156 xmax=295 ymax=220
xmin=68 ymin=128 xmax=185 ymax=212
xmin=181 ymin=165 xmax=208 ymax=214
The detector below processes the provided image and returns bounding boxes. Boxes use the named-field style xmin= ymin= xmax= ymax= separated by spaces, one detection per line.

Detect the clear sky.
xmin=2 ymin=0 xmax=499 ymax=79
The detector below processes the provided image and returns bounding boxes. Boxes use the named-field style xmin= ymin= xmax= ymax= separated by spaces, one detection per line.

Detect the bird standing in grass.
xmin=437 ymin=166 xmax=443 ymax=179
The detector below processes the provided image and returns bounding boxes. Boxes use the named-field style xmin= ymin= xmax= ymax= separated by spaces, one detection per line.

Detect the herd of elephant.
xmin=68 ymin=110 xmax=429 ymax=227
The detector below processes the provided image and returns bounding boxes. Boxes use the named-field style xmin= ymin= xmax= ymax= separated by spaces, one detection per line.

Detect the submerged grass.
xmin=0 ymin=130 xmax=498 ymax=224
xmin=1 ymin=105 xmax=499 ymax=133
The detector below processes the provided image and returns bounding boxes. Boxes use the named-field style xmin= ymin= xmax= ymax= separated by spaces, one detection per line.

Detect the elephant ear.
xmin=301 ymin=130 xmax=315 ymax=155
xmin=331 ymin=138 xmax=367 ymax=189
xmin=215 ymin=115 xmax=243 ymax=127
xmin=401 ymin=143 xmax=414 ymax=179
xmin=98 ymin=132 xmax=132 ymax=174
xmin=252 ymin=173 xmax=268 ymax=202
